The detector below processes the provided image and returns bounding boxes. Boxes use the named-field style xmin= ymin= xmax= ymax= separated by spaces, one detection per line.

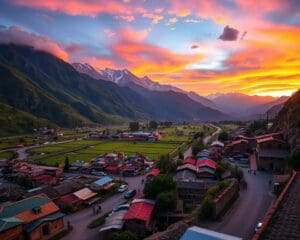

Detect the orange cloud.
xmin=88 ymin=28 xmax=203 ymax=75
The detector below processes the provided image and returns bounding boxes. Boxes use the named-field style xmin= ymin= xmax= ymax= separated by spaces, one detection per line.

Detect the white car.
xmin=118 ymin=184 xmax=128 ymax=193
xmin=255 ymin=222 xmax=262 ymax=233
xmin=91 ymin=170 xmax=106 ymax=176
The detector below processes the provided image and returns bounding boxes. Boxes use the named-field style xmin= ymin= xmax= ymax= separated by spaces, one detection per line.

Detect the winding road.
xmin=204 ymin=167 xmax=275 ymax=240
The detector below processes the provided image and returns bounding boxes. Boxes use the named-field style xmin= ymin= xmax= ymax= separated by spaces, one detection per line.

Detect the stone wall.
xmin=212 ymin=180 xmax=239 ymax=219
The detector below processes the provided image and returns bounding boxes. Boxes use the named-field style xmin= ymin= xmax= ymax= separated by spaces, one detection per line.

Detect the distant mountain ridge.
xmin=72 ymin=63 xmax=218 ymax=109
xmin=0 ymin=44 xmax=229 ymax=133
xmin=72 ymin=63 xmax=287 ymax=119
xmin=206 ymin=92 xmax=288 ymax=118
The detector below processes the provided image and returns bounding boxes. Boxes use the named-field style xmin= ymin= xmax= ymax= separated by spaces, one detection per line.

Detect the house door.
xmin=42 ymin=224 xmax=50 ymax=235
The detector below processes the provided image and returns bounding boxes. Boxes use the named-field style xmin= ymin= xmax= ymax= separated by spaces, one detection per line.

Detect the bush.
xmin=87 ymin=212 xmax=109 ymax=229
xmin=109 ymin=231 xmax=138 ymax=240
xmin=198 ymin=196 xmax=213 ymax=220
xmin=156 ymin=191 xmax=177 ymax=213
xmin=143 ymin=174 xmax=176 ymax=199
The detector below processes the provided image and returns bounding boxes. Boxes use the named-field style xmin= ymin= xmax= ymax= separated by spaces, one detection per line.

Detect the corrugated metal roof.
xmin=93 ymin=176 xmax=113 ymax=187
xmin=0 ymin=195 xmax=50 ymax=219
xmin=180 ymin=226 xmax=242 ymax=240
xmin=73 ymin=188 xmax=97 ymax=200
xmin=0 ymin=217 xmax=23 ymax=232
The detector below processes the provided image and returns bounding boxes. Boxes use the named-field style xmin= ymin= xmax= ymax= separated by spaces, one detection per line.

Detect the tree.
xmin=286 ymin=152 xmax=300 ymax=171
xmin=156 ymin=191 xmax=177 ymax=213
xmin=156 ymin=154 xmax=176 ymax=174
xmin=245 ymin=120 xmax=267 ymax=137
xmin=218 ymin=131 xmax=229 ymax=142
xmin=149 ymin=120 xmax=158 ymax=130
xmin=193 ymin=132 xmax=204 ymax=140
xmin=178 ymin=149 xmax=184 ymax=160
xmin=192 ymin=139 xmax=204 ymax=157
xmin=64 ymin=156 xmax=70 ymax=171
xmin=144 ymin=174 xmax=176 ymax=199
xmin=197 ymin=195 xmax=213 ymax=220
xmin=129 ymin=122 xmax=139 ymax=132
xmin=109 ymin=231 xmax=138 ymax=240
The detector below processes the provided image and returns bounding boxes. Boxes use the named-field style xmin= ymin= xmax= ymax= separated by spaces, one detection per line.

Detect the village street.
xmin=63 ymin=175 xmax=144 ymax=240
xmin=205 ymin=167 xmax=275 ymax=240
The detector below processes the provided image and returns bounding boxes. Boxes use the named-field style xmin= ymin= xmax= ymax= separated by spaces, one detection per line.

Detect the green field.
xmin=220 ymin=124 xmax=239 ymax=132
xmin=78 ymin=141 xmax=178 ymax=158
xmin=31 ymin=140 xmax=179 ymax=166
xmin=0 ymin=150 xmax=16 ymax=160
xmin=28 ymin=140 xmax=107 ymax=161
xmin=160 ymin=125 xmax=204 ymax=142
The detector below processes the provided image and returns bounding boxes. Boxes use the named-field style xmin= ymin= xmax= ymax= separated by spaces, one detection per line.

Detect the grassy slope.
xmin=0 ymin=102 xmax=56 ymax=136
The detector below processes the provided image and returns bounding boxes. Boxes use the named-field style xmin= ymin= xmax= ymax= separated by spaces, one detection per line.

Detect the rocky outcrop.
xmin=271 ymin=89 xmax=300 ymax=153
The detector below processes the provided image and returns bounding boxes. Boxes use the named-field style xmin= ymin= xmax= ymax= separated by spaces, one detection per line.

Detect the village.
xmin=0 ymin=121 xmax=295 ymax=240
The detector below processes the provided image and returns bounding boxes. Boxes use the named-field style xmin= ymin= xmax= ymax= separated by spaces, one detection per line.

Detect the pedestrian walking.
xmin=92 ymin=205 xmax=95 ymax=214
xmin=99 ymin=205 xmax=102 ymax=213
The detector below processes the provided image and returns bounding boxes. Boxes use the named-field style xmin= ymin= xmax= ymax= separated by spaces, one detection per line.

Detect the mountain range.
xmin=72 ymin=63 xmax=288 ymax=119
xmin=207 ymin=93 xmax=288 ymax=119
xmin=0 ymin=44 xmax=230 ymax=132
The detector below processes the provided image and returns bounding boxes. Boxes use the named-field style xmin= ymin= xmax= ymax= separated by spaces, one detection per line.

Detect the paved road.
xmin=205 ymin=168 xmax=275 ymax=240
xmin=12 ymin=139 xmax=76 ymax=161
xmin=184 ymin=124 xmax=221 ymax=159
xmin=203 ymin=124 xmax=221 ymax=145
xmin=63 ymin=175 xmax=144 ymax=240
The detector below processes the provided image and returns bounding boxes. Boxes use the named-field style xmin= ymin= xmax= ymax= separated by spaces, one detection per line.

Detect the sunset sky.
xmin=0 ymin=0 xmax=299 ymax=97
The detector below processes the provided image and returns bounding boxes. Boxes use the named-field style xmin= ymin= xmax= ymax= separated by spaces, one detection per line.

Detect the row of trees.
xmin=129 ymin=121 xmax=173 ymax=131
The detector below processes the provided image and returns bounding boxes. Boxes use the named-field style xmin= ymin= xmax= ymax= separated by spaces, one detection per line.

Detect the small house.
xmin=90 ymin=177 xmax=114 ymax=192
xmin=124 ymin=199 xmax=155 ymax=237
xmin=0 ymin=195 xmax=64 ymax=240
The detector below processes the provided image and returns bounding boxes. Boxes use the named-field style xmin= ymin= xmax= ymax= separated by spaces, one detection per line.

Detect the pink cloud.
xmin=11 ymin=0 xmax=132 ymax=17
xmin=103 ymin=28 xmax=116 ymax=38
xmin=0 ymin=26 xmax=68 ymax=61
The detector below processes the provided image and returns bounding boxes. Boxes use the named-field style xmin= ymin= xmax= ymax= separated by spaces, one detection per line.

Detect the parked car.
xmin=91 ymin=170 xmax=107 ymax=176
xmin=118 ymin=184 xmax=128 ymax=193
xmin=255 ymin=222 xmax=262 ymax=233
xmin=112 ymin=204 xmax=130 ymax=213
xmin=124 ymin=189 xmax=137 ymax=199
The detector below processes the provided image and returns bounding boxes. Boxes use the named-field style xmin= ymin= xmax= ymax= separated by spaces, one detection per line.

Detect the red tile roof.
xmin=60 ymin=194 xmax=79 ymax=205
xmin=197 ymin=159 xmax=216 ymax=169
xmin=105 ymin=165 xmax=119 ymax=171
xmin=184 ymin=158 xmax=196 ymax=165
xmin=146 ymin=168 xmax=160 ymax=177
xmin=124 ymin=199 xmax=155 ymax=222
